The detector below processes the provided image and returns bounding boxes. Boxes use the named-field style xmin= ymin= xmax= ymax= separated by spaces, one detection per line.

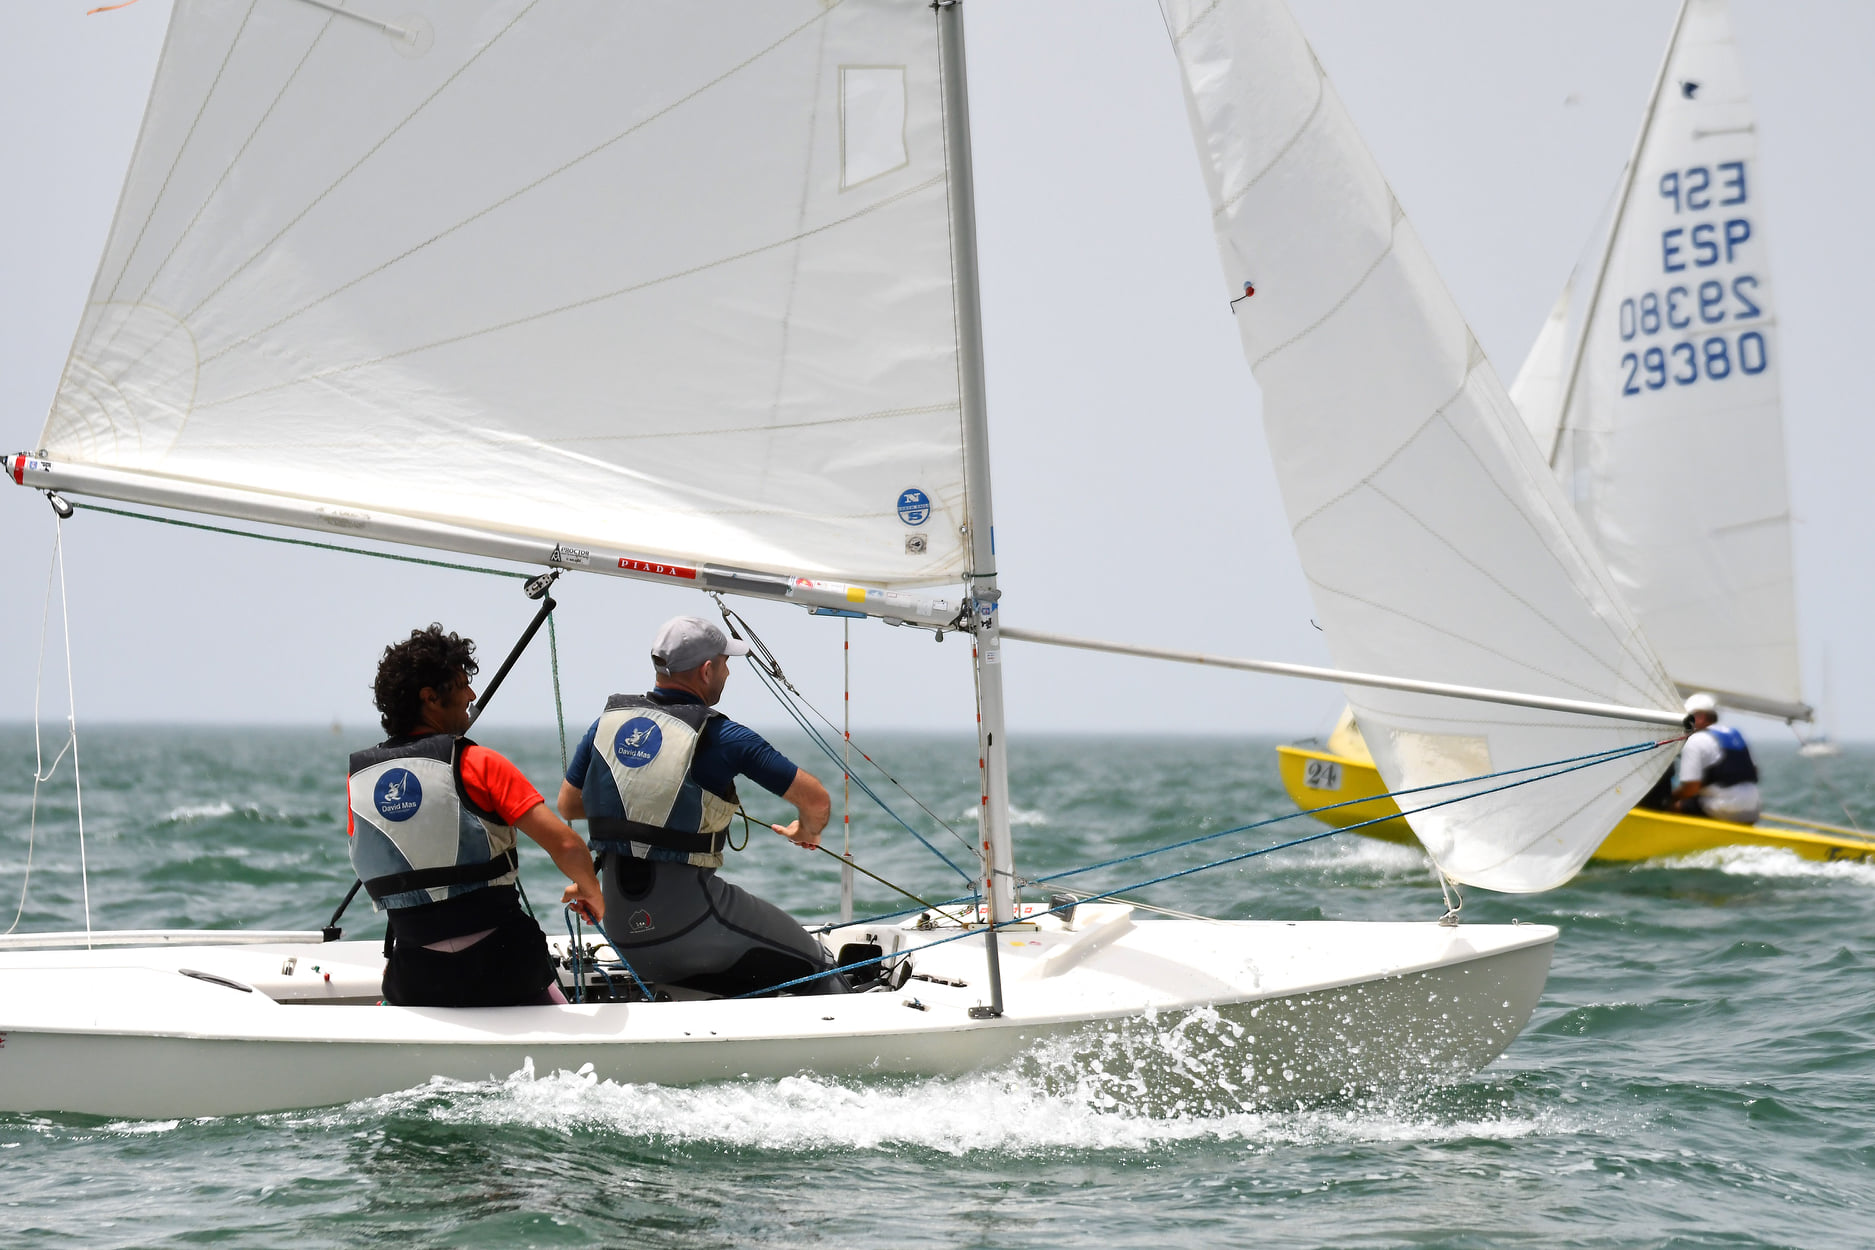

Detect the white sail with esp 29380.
xmin=1510 ymin=0 xmax=1807 ymax=724
xmin=0 ymin=0 xmax=1656 ymax=1117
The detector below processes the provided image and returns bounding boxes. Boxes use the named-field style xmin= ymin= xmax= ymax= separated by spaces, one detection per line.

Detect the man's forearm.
xmin=784 ymin=770 xmax=832 ymax=839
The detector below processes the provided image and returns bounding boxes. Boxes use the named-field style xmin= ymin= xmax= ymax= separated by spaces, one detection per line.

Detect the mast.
xmin=1546 ymin=0 xmax=1692 ymax=466
xmin=935 ymin=1 xmax=1016 ymax=933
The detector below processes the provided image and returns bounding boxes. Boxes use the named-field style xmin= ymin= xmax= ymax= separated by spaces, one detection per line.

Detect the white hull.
xmin=0 ymin=910 xmax=1556 ymax=1118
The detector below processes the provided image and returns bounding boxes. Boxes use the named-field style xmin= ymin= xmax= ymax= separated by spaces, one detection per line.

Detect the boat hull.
xmin=0 ymin=914 xmax=1554 ymax=1118
xmin=1277 ymin=744 xmax=1875 ymax=865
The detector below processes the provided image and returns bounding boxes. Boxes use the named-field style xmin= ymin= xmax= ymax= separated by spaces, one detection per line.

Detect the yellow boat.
xmin=1276 ymin=713 xmax=1875 ymax=867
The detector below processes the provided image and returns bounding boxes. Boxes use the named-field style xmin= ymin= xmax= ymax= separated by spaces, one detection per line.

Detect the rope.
xmin=548 ymin=611 xmax=568 ymax=774
xmin=7 ymin=529 xmax=73 ymax=934
xmin=743 ymin=657 xmax=975 ymax=883
xmin=811 ymin=734 xmax=1677 ymax=936
xmin=811 ymin=843 xmax=966 ymax=925
xmin=575 ymin=906 xmax=654 ymax=1002
xmin=745 ymin=735 xmax=1673 ymax=998
xmin=1030 ymin=736 xmax=1674 ymax=889
xmin=52 ymin=519 xmax=93 ymax=946
xmin=713 ymin=596 xmax=977 ymax=855
xmin=72 ymin=503 xmax=530 ymax=580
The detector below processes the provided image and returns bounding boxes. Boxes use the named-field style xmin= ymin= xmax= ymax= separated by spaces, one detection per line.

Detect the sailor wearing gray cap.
xmin=651 ymin=615 xmax=751 ymax=677
xmin=556 ymin=615 xmax=843 ymax=996
xmin=1671 ymin=693 xmax=1762 ymax=824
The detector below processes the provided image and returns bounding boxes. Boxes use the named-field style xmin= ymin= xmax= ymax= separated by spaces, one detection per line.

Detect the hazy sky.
xmin=1 ymin=1 xmax=1868 ymax=743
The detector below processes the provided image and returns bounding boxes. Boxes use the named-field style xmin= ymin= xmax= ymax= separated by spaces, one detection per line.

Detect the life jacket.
xmin=1696 ymin=725 xmax=1759 ymax=788
xmin=347 ymin=734 xmax=519 ymax=911
xmin=582 ymin=694 xmax=740 ymax=857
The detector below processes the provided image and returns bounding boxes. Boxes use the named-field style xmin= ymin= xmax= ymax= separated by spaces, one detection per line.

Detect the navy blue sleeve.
xmin=712 ymin=719 xmax=801 ymax=798
xmin=564 ymin=719 xmax=601 ymax=787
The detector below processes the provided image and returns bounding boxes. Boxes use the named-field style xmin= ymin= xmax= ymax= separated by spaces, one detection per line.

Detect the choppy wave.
xmin=1645 ymin=845 xmax=1875 ymax=885
xmin=960 ymin=803 xmax=1050 ymax=827
xmin=159 ymin=801 xmax=271 ymax=825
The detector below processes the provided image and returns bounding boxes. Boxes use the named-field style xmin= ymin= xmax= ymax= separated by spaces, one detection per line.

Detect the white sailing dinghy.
xmin=0 ymin=0 xmax=1680 ymax=1119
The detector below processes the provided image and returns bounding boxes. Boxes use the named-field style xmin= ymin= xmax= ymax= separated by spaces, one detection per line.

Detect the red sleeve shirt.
xmin=458 ymin=744 xmax=546 ymax=826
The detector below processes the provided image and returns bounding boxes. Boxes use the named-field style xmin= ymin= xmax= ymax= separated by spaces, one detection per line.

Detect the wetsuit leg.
xmin=598 ymin=851 xmax=844 ymax=996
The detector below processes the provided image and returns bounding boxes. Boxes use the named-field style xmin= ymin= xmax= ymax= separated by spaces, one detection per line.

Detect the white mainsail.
xmin=1510 ymin=0 xmax=1804 ymax=719
xmin=38 ymin=0 xmax=968 ymax=588
xmin=1161 ymin=0 xmax=1681 ymax=892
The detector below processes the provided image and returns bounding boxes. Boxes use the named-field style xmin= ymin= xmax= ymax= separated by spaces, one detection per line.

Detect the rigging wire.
xmin=711 ymin=595 xmax=977 ymax=855
xmin=72 ymin=503 xmax=532 ymax=581
xmin=742 ymin=657 xmax=974 ymax=883
xmin=812 ymin=734 xmax=1677 ymax=936
xmin=746 ymin=735 xmax=1675 ymax=998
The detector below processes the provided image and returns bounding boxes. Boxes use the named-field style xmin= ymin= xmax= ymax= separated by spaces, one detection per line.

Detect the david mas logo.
xmin=614 ymin=717 xmax=663 ymax=769
xmin=373 ymin=768 xmax=423 ymax=822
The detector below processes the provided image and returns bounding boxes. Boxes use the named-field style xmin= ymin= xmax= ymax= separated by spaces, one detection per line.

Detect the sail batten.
xmin=1162 ymin=0 xmax=1681 ymax=892
xmin=40 ymin=0 xmax=970 ymax=590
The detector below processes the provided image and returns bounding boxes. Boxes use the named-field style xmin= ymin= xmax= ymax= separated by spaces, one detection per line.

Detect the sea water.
xmin=1 ymin=727 xmax=1871 ymax=1249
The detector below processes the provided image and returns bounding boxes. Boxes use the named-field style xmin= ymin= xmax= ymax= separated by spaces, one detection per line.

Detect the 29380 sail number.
xmin=1620 ymin=331 xmax=1768 ymax=395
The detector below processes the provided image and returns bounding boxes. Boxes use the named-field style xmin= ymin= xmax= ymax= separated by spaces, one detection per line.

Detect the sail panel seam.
xmin=188 ymin=174 xmax=946 ymax=414
xmin=198 ymin=2 xmax=844 ymax=370
xmin=1249 ymin=211 xmax=1401 ymax=371
xmin=116 ymin=10 xmax=336 ymax=355
xmin=103 ymin=1 xmax=263 ymax=306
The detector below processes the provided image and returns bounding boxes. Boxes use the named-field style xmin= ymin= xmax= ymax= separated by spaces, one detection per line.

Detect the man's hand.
xmin=562 ymin=880 xmax=602 ymax=924
xmin=771 ymin=819 xmax=821 ymax=849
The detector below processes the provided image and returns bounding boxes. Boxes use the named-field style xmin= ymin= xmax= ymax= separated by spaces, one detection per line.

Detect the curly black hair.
xmin=373 ymin=624 xmax=479 ymax=736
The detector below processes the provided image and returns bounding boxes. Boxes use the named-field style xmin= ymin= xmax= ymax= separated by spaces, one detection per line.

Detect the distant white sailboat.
xmin=1279 ymin=0 xmax=1874 ymax=866
xmin=1510 ymin=0 xmax=1810 ymax=727
xmin=1797 ymin=649 xmax=1841 ymax=758
xmin=0 ymin=0 xmax=1687 ymax=1118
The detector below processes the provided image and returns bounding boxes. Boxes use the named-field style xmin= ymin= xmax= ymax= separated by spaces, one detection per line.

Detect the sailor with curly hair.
xmin=347 ymin=624 xmax=604 ymax=1006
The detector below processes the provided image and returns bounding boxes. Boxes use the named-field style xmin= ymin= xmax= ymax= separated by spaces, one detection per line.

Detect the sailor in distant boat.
xmin=348 ymin=624 xmax=605 ymax=1007
xmin=1671 ymin=693 xmax=1762 ymax=825
xmin=556 ymin=615 xmax=845 ymax=996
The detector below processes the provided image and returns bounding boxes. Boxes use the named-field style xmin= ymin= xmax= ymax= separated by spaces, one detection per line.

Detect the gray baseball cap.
xmin=651 ymin=615 xmax=750 ymax=675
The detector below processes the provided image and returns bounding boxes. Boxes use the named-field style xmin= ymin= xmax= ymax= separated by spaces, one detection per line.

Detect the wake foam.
xmin=295 ymin=1019 xmax=1576 ymax=1156
xmin=1645 ymin=844 xmax=1875 ymax=885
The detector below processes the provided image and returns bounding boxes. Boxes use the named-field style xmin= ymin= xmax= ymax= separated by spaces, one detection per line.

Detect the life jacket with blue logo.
xmin=582 ymin=694 xmax=740 ymax=857
xmin=1695 ymin=725 xmax=1759 ymax=788
xmin=347 ymin=734 xmax=519 ymax=911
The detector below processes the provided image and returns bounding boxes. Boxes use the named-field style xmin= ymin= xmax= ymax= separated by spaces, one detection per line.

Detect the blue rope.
xmin=562 ymin=906 xmax=585 ymax=1004
xmin=741 ymin=734 xmax=1669 ymax=998
xmin=1031 ymin=735 xmax=1671 ymax=887
xmin=746 ymin=660 xmax=976 ymax=883
xmin=565 ymin=905 xmax=655 ymax=1003
xmin=810 ymin=734 xmax=1675 ymax=934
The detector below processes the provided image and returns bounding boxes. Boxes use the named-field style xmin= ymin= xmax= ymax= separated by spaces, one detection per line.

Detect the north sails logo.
xmin=614 ymin=718 xmax=663 ymax=769
xmin=373 ymin=768 xmax=424 ymax=822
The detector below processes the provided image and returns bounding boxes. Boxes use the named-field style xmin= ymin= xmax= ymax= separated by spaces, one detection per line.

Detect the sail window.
xmin=840 ymin=66 xmax=908 ymax=189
